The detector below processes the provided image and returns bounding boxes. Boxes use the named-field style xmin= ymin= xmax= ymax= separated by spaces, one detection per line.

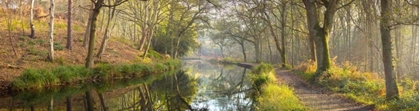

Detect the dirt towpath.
xmin=275 ymin=69 xmax=374 ymax=111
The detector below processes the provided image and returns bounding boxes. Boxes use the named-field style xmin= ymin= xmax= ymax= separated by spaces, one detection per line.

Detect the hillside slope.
xmin=0 ymin=10 xmax=145 ymax=88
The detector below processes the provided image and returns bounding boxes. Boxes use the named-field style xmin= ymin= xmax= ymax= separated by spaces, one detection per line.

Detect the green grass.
xmin=292 ymin=61 xmax=419 ymax=111
xmin=250 ymin=63 xmax=307 ymax=111
xmin=26 ymin=47 xmax=48 ymax=57
xmin=13 ymin=69 xmax=179 ymax=107
xmin=53 ymin=42 xmax=64 ymax=50
xmin=146 ymin=49 xmax=164 ymax=60
xmin=256 ymin=84 xmax=307 ymax=111
xmin=12 ymin=59 xmax=182 ymax=90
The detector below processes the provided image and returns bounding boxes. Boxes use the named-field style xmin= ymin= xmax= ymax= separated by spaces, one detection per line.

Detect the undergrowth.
xmin=251 ymin=63 xmax=306 ymax=111
xmin=12 ymin=59 xmax=181 ymax=90
xmin=292 ymin=60 xmax=419 ymax=111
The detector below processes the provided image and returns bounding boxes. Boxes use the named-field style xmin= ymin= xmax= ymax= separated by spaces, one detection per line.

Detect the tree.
xmin=83 ymin=2 xmax=94 ymax=48
xmin=260 ymin=0 xmax=288 ymax=66
xmin=47 ymin=0 xmax=55 ymax=62
xmin=302 ymin=0 xmax=355 ymax=78
xmin=5 ymin=0 xmax=18 ymax=57
xmin=96 ymin=0 xmax=118 ymax=59
xmin=30 ymin=0 xmax=35 ymax=38
xmin=380 ymin=0 xmax=399 ymax=100
xmin=66 ymin=0 xmax=72 ymax=50
xmin=85 ymin=0 xmax=129 ymax=68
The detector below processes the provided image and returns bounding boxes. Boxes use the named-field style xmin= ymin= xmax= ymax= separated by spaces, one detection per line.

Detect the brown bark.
xmin=280 ymin=3 xmax=287 ymax=66
xmin=303 ymin=0 xmax=341 ymax=78
xmin=263 ymin=11 xmax=284 ymax=64
xmin=380 ymin=0 xmax=399 ymax=99
xmin=85 ymin=0 xmax=104 ymax=68
xmin=83 ymin=3 xmax=94 ymax=48
xmin=66 ymin=0 xmax=72 ymax=50
xmin=97 ymin=0 xmax=117 ymax=59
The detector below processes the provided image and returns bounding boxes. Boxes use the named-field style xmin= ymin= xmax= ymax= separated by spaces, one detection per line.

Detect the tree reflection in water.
xmin=2 ymin=62 xmax=255 ymax=111
xmin=184 ymin=61 xmax=255 ymax=111
xmin=105 ymin=71 xmax=198 ymax=111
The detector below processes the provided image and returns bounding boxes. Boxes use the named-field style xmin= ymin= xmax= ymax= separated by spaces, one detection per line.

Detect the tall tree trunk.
xmin=5 ymin=2 xmax=17 ymax=57
xmin=394 ymin=0 xmax=402 ymax=80
xmin=30 ymin=0 xmax=35 ymax=38
xmin=85 ymin=0 xmax=104 ymax=68
xmin=280 ymin=3 xmax=287 ymax=67
xmin=19 ymin=0 xmax=25 ymax=36
xmin=303 ymin=0 xmax=335 ymax=78
xmin=48 ymin=0 xmax=55 ymax=62
xmin=142 ymin=29 xmax=154 ymax=58
xmin=380 ymin=0 xmax=399 ymax=100
xmin=97 ymin=1 xmax=116 ymax=59
xmin=254 ymin=41 xmax=261 ymax=63
xmin=291 ymin=0 xmax=295 ymax=67
xmin=241 ymin=41 xmax=247 ymax=62
xmin=267 ymin=32 xmax=273 ymax=62
xmin=142 ymin=0 xmax=160 ymax=57
xmin=394 ymin=27 xmax=402 ymax=80
xmin=138 ymin=2 xmax=150 ymax=51
xmin=263 ymin=11 xmax=284 ymax=64
xmin=362 ymin=0 xmax=375 ymax=72
xmin=83 ymin=3 xmax=94 ymax=48
xmin=309 ymin=33 xmax=316 ymax=61
xmin=66 ymin=0 xmax=72 ymax=50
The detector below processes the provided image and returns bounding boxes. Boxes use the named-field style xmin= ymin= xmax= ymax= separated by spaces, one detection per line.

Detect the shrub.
xmin=292 ymin=60 xmax=316 ymax=81
xmin=54 ymin=66 xmax=76 ymax=83
xmin=94 ymin=64 xmax=117 ymax=80
xmin=251 ymin=63 xmax=276 ymax=85
xmin=146 ymin=49 xmax=163 ymax=60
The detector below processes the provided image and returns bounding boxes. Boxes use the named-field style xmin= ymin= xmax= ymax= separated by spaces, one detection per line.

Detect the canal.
xmin=0 ymin=60 xmax=256 ymax=111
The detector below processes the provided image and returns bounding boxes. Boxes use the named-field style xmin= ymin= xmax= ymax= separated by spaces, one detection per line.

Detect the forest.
xmin=0 ymin=0 xmax=418 ymax=110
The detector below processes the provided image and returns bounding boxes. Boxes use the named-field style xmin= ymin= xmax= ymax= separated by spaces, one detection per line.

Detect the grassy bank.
xmin=12 ymin=59 xmax=181 ymax=90
xmin=13 ymin=69 xmax=179 ymax=106
xmin=293 ymin=60 xmax=418 ymax=110
xmin=250 ymin=63 xmax=306 ymax=111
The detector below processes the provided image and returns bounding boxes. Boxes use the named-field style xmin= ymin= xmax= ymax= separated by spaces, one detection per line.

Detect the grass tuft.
xmin=256 ymin=84 xmax=307 ymax=111
xmin=250 ymin=63 xmax=306 ymax=110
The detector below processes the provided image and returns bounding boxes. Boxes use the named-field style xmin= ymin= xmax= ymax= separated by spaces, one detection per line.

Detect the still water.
xmin=0 ymin=60 xmax=255 ymax=111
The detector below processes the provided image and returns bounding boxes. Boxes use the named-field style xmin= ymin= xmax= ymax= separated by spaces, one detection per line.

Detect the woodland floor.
xmin=0 ymin=19 xmax=143 ymax=93
xmin=274 ymin=69 xmax=375 ymax=111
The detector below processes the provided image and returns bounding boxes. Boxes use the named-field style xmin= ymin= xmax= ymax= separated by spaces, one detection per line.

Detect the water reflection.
xmin=0 ymin=61 xmax=255 ymax=111
xmin=185 ymin=61 xmax=254 ymax=111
